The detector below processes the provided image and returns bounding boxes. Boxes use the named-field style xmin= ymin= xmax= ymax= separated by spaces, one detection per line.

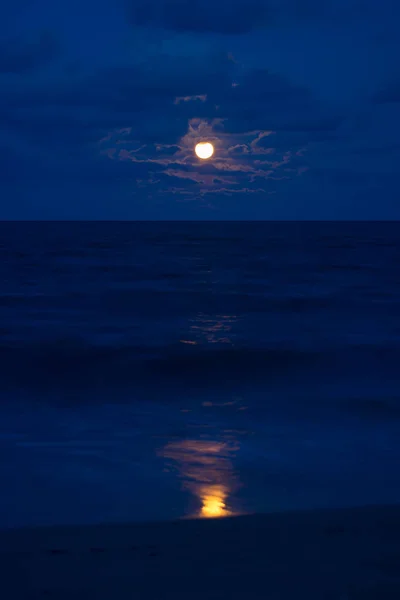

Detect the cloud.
xmin=373 ymin=80 xmax=400 ymax=104
xmin=124 ymin=0 xmax=397 ymax=35
xmin=0 ymin=47 xmax=343 ymax=205
xmin=0 ymin=51 xmax=232 ymax=149
xmin=125 ymin=0 xmax=270 ymax=34
xmin=12 ymin=34 xmax=400 ymax=220
xmin=0 ymin=31 xmax=60 ymax=74
xmin=0 ymin=0 xmax=398 ymax=219
xmin=210 ymin=69 xmax=343 ymax=136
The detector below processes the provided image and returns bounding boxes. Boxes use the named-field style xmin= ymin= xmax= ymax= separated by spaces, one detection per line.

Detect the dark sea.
xmin=1 ymin=221 xmax=400 ymax=529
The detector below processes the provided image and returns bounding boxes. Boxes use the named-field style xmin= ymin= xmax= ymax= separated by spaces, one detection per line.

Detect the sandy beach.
xmin=1 ymin=504 xmax=400 ymax=599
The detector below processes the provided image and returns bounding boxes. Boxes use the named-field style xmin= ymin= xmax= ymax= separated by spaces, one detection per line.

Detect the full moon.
xmin=195 ymin=142 xmax=214 ymax=160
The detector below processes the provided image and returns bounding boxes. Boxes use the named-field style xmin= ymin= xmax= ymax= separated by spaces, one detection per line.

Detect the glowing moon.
xmin=195 ymin=142 xmax=214 ymax=160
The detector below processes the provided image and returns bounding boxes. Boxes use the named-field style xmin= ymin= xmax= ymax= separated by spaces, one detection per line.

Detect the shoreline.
xmin=1 ymin=504 xmax=400 ymax=599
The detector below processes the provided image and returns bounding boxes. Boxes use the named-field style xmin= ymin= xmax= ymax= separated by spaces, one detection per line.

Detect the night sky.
xmin=1 ymin=0 xmax=399 ymax=220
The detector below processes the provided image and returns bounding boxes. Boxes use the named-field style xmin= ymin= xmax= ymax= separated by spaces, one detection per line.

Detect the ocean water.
xmin=0 ymin=221 xmax=400 ymax=529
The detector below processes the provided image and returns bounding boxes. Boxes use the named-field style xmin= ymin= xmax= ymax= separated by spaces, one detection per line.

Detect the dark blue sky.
xmin=1 ymin=0 xmax=399 ymax=219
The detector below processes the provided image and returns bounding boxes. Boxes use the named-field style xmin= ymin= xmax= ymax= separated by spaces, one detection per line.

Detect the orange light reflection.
xmin=200 ymin=485 xmax=231 ymax=518
xmin=181 ymin=313 xmax=237 ymax=347
xmin=161 ymin=439 xmax=239 ymax=519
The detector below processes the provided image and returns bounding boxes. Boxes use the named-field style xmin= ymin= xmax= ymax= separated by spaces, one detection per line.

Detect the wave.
xmin=1 ymin=337 xmax=400 ymax=393
xmin=0 ymin=338 xmax=318 ymax=390
xmin=0 ymin=292 xmax=339 ymax=320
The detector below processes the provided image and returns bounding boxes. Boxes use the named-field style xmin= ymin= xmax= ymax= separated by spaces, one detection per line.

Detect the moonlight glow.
xmin=195 ymin=142 xmax=214 ymax=160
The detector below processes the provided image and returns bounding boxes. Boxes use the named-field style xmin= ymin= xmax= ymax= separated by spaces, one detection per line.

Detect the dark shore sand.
xmin=1 ymin=504 xmax=400 ymax=599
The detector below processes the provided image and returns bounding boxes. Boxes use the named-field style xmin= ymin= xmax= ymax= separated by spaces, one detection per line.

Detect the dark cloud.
xmin=0 ymin=31 xmax=60 ymax=74
xmin=210 ymin=70 xmax=343 ymax=135
xmin=0 ymin=52 xmax=231 ymax=146
xmin=125 ymin=0 xmax=271 ymax=34
xmin=255 ymin=130 xmax=337 ymax=152
xmin=373 ymin=81 xmax=400 ymax=104
xmin=125 ymin=0 xmax=394 ymax=35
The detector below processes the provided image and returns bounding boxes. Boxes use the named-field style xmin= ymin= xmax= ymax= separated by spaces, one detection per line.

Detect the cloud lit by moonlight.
xmin=195 ymin=142 xmax=214 ymax=160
